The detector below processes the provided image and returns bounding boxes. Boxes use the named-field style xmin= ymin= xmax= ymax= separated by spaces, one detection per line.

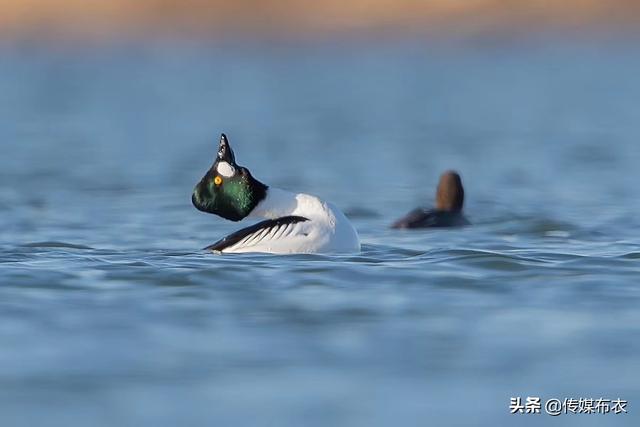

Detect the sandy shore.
xmin=1 ymin=0 xmax=639 ymax=40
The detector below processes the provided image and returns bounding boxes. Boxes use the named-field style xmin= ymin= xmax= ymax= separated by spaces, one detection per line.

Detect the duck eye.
xmin=214 ymin=176 xmax=223 ymax=186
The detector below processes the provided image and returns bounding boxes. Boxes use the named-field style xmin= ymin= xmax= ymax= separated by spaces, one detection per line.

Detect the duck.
xmin=192 ymin=134 xmax=360 ymax=254
xmin=391 ymin=170 xmax=470 ymax=229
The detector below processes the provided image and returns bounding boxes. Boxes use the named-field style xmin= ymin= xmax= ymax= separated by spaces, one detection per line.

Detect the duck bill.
xmin=217 ymin=133 xmax=236 ymax=165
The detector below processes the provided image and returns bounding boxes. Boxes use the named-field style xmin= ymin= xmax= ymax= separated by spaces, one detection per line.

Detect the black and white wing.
xmin=205 ymin=215 xmax=310 ymax=252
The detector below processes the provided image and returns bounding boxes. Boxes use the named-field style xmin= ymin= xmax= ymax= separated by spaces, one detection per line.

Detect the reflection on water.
xmin=1 ymin=41 xmax=640 ymax=426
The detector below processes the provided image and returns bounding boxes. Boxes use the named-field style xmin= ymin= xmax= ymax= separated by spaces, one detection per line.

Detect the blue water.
xmin=1 ymin=40 xmax=640 ymax=426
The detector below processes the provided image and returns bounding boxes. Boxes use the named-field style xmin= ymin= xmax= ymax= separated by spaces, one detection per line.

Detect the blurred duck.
xmin=391 ymin=170 xmax=470 ymax=229
xmin=192 ymin=134 xmax=360 ymax=254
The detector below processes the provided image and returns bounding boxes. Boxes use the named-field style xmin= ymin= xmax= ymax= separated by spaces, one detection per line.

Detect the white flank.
xmin=219 ymin=187 xmax=360 ymax=254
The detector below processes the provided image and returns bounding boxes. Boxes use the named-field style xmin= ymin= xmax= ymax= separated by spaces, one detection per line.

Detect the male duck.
xmin=192 ymin=134 xmax=360 ymax=254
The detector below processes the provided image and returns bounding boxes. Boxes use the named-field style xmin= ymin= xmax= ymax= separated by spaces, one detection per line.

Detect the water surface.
xmin=1 ymin=41 xmax=640 ymax=426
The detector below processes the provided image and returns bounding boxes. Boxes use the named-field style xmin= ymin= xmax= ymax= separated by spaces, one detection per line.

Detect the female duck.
xmin=391 ymin=170 xmax=470 ymax=229
xmin=192 ymin=134 xmax=360 ymax=254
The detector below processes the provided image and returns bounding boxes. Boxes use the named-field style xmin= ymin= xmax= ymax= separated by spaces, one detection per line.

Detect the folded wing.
xmin=205 ymin=215 xmax=310 ymax=252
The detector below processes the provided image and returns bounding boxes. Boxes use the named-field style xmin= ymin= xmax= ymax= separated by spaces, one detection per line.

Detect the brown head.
xmin=435 ymin=170 xmax=465 ymax=212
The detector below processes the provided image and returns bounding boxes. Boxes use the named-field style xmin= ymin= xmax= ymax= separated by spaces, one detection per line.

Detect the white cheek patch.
xmin=216 ymin=161 xmax=236 ymax=178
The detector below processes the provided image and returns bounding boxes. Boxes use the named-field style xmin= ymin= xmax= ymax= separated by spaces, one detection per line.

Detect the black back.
xmin=391 ymin=208 xmax=470 ymax=229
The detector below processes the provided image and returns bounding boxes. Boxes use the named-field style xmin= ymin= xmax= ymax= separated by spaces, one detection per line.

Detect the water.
xmin=1 ymin=40 xmax=640 ymax=426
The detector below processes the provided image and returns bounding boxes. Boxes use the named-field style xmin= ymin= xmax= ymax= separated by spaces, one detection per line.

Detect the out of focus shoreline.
xmin=1 ymin=0 xmax=640 ymax=43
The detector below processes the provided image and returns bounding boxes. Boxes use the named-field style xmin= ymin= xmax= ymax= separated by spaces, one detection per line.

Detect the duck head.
xmin=435 ymin=170 xmax=465 ymax=212
xmin=192 ymin=134 xmax=268 ymax=221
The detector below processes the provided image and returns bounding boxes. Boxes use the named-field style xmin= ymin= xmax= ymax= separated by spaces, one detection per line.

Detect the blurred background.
xmin=2 ymin=0 xmax=640 ymax=40
xmin=1 ymin=1 xmax=640 ymax=427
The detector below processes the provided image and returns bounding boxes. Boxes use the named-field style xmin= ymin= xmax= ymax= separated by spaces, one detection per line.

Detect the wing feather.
xmin=205 ymin=216 xmax=310 ymax=252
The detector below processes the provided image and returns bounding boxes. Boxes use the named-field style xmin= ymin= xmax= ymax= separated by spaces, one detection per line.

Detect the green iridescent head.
xmin=192 ymin=134 xmax=268 ymax=222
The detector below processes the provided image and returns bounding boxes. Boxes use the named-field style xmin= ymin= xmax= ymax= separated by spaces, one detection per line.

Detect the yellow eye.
xmin=214 ymin=176 xmax=223 ymax=185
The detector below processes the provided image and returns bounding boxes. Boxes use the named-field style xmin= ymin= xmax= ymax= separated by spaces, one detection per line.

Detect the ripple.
xmin=20 ymin=241 xmax=94 ymax=250
xmin=619 ymin=252 xmax=640 ymax=260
